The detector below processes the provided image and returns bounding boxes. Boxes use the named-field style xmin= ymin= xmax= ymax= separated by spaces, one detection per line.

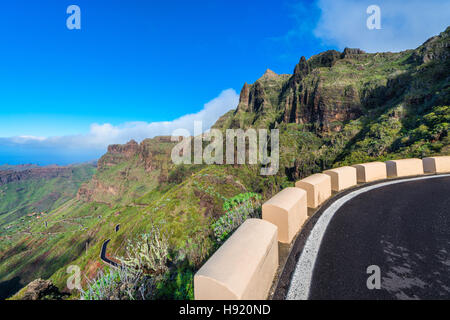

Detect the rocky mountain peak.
xmin=78 ymin=136 xmax=179 ymax=203
xmin=261 ymin=68 xmax=278 ymax=79
xmin=341 ymin=48 xmax=366 ymax=59
xmin=309 ymin=50 xmax=341 ymax=68
xmin=294 ymin=56 xmax=310 ymax=77
xmin=127 ymin=139 xmax=138 ymax=145
xmin=107 ymin=139 xmax=140 ymax=157
xmin=412 ymin=26 xmax=450 ymax=63
xmin=237 ymin=82 xmax=251 ymax=111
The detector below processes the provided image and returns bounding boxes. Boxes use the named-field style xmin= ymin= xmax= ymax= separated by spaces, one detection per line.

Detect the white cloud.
xmin=0 ymin=89 xmax=239 ymax=161
xmin=313 ymin=0 xmax=450 ymax=52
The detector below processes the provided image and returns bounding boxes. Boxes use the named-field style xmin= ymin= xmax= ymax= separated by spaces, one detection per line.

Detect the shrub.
xmin=176 ymin=233 xmax=213 ymax=269
xmin=154 ymin=267 xmax=194 ymax=300
xmin=81 ymin=266 xmax=153 ymax=300
xmin=82 ymin=225 xmax=210 ymax=300
xmin=212 ymin=193 xmax=262 ymax=243
xmin=118 ymin=227 xmax=169 ymax=277
xmin=222 ymin=192 xmax=261 ymax=212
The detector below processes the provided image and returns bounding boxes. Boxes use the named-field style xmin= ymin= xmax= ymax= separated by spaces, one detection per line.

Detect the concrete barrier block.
xmin=423 ymin=156 xmax=450 ymax=174
xmin=262 ymin=187 xmax=307 ymax=244
xmin=323 ymin=166 xmax=357 ymax=192
xmin=386 ymin=158 xmax=424 ymax=178
xmin=352 ymin=162 xmax=387 ymax=183
xmin=194 ymin=219 xmax=278 ymax=300
xmin=295 ymin=173 xmax=331 ymax=208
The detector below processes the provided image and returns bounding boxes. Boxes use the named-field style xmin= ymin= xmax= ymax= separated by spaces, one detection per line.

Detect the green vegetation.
xmin=118 ymin=228 xmax=169 ymax=276
xmin=222 ymin=192 xmax=261 ymax=212
xmin=0 ymin=164 xmax=96 ymax=251
xmin=0 ymin=164 xmax=96 ymax=228
xmin=334 ymin=104 xmax=450 ymax=166
xmin=81 ymin=266 xmax=153 ymax=300
xmin=213 ymin=192 xmax=262 ymax=243
xmin=83 ymin=225 xmax=196 ymax=300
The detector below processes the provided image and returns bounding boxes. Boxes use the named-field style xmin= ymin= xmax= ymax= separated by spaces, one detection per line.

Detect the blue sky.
xmin=0 ymin=0 xmax=449 ymax=165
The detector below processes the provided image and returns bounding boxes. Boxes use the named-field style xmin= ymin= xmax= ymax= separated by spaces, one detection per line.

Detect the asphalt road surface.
xmin=100 ymin=239 xmax=119 ymax=268
xmin=280 ymin=175 xmax=450 ymax=300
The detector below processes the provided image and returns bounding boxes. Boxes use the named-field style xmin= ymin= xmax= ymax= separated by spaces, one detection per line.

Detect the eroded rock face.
xmin=18 ymin=279 xmax=63 ymax=300
xmin=309 ymin=50 xmax=341 ymax=68
xmin=340 ymin=47 xmax=366 ymax=59
xmin=232 ymin=50 xmax=366 ymax=133
xmin=77 ymin=136 xmax=178 ymax=204
xmin=411 ymin=27 xmax=450 ymax=64
xmin=108 ymin=139 xmax=139 ymax=156
xmin=282 ymin=68 xmax=363 ymax=132
xmin=98 ymin=140 xmax=140 ymax=169
xmin=293 ymin=56 xmax=310 ymax=78
xmin=77 ymin=176 xmax=119 ymax=202
xmin=219 ymin=26 xmax=450 ymax=135
xmin=283 ymin=50 xmax=370 ymax=131
xmin=236 ymin=69 xmax=290 ymax=114
xmin=238 ymin=83 xmax=251 ymax=111
xmin=96 ymin=137 xmax=177 ymax=172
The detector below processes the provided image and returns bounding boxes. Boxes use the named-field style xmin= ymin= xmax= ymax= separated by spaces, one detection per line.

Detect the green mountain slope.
xmin=0 ymin=164 xmax=96 ymax=298
xmin=0 ymin=165 xmax=96 ymax=230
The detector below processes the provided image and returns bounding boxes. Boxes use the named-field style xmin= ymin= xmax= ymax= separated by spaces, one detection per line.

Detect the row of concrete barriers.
xmin=193 ymin=156 xmax=450 ymax=300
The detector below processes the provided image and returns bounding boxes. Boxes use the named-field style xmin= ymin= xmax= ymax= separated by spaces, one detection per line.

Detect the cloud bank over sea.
xmin=0 ymin=89 xmax=239 ymax=165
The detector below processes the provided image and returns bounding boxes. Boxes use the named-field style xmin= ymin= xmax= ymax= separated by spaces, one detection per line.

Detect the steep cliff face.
xmin=215 ymin=27 xmax=450 ymax=136
xmin=97 ymin=137 xmax=176 ymax=172
xmin=98 ymin=140 xmax=141 ymax=169
xmin=221 ymin=49 xmax=368 ymax=132
xmin=280 ymin=50 xmax=367 ymax=131
xmin=77 ymin=137 xmax=178 ymax=204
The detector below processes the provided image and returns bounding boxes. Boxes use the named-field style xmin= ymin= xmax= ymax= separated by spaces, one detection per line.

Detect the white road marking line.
xmin=286 ymin=174 xmax=450 ymax=300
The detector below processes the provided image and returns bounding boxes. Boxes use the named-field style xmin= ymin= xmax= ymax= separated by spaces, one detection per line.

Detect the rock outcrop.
xmin=77 ymin=136 xmax=178 ymax=204
xmin=340 ymin=47 xmax=366 ymax=59
xmin=281 ymin=53 xmax=363 ymax=131
xmin=14 ymin=279 xmax=64 ymax=300
xmin=411 ymin=26 xmax=450 ymax=64
xmin=97 ymin=137 xmax=176 ymax=172
xmin=231 ymin=49 xmax=366 ymax=132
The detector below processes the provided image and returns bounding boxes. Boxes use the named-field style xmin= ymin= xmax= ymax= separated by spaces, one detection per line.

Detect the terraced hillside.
xmin=0 ymin=163 xmax=96 ymax=298
xmin=0 ymin=164 xmax=96 ymax=230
